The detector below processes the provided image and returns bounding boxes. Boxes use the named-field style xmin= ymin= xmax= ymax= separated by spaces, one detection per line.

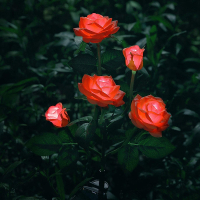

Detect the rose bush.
xmin=45 ymin=103 xmax=70 ymax=128
xmin=73 ymin=13 xmax=120 ymax=43
xmin=123 ymin=45 xmax=145 ymax=71
xmin=78 ymin=74 xmax=125 ymax=107
xmin=129 ymin=94 xmax=171 ymax=137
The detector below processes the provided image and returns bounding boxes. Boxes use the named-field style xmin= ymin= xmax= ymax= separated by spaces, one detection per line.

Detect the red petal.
xmin=132 ymin=55 xmax=143 ymax=70
xmin=87 ymin=13 xmax=103 ymax=20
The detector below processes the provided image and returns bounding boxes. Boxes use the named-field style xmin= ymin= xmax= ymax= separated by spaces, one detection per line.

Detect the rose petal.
xmin=87 ymin=13 xmax=103 ymax=20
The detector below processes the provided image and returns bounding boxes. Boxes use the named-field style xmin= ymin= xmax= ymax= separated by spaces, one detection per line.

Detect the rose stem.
xmin=122 ymin=70 xmax=137 ymax=116
xmin=99 ymin=108 xmax=106 ymax=200
xmin=129 ymin=70 xmax=136 ymax=104
xmin=97 ymin=43 xmax=102 ymax=75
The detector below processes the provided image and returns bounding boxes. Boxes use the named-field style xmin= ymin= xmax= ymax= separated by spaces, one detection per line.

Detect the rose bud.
xmin=45 ymin=103 xmax=70 ymax=128
xmin=74 ymin=13 xmax=120 ymax=43
xmin=123 ymin=45 xmax=145 ymax=71
xmin=129 ymin=94 xmax=171 ymax=137
xmin=78 ymin=74 xmax=125 ymax=107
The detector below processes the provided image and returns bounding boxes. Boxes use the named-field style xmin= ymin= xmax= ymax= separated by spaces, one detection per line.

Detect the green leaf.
xmin=139 ymin=66 xmax=150 ymax=77
xmin=150 ymin=16 xmax=173 ymax=30
xmin=67 ymin=116 xmax=93 ymax=126
xmin=74 ymin=95 xmax=87 ymax=100
xmin=26 ymin=133 xmax=62 ymax=156
xmin=183 ymin=58 xmax=200 ymax=64
xmin=101 ymin=49 xmax=124 ymax=71
xmin=118 ymin=144 xmax=139 ymax=172
xmin=150 ymin=25 xmax=157 ymax=44
xmin=138 ymin=135 xmax=175 ymax=159
xmin=75 ymin=123 xmax=93 ymax=147
xmin=146 ymin=35 xmax=155 ymax=65
xmin=108 ymin=129 xmax=126 ymax=143
xmin=68 ymin=124 xmax=78 ymax=137
xmin=58 ymin=130 xmax=73 ymax=143
xmin=167 ymin=31 xmax=187 ymax=42
xmin=55 ymin=167 xmax=65 ymax=200
xmin=58 ymin=146 xmax=78 ymax=169
xmin=4 ymin=160 xmax=24 ymax=176
xmin=69 ymin=54 xmax=97 ymax=74
xmin=107 ymin=115 xmax=124 ymax=132
xmin=74 ymin=41 xmax=87 ymax=55
xmin=69 ymin=177 xmax=93 ymax=198
xmin=117 ymin=80 xmax=129 ymax=97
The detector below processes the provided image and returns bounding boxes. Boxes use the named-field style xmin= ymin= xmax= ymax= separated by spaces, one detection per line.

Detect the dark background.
xmin=0 ymin=0 xmax=200 ymax=199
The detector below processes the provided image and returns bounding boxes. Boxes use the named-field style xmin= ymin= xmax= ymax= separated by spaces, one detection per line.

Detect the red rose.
xmin=73 ymin=13 xmax=120 ymax=43
xmin=78 ymin=74 xmax=125 ymax=107
xmin=123 ymin=45 xmax=145 ymax=71
xmin=45 ymin=103 xmax=70 ymax=128
xmin=129 ymin=95 xmax=171 ymax=137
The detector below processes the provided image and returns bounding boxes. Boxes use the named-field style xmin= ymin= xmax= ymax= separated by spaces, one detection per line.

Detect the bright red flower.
xmin=45 ymin=103 xmax=70 ymax=128
xmin=78 ymin=74 xmax=125 ymax=107
xmin=73 ymin=13 xmax=120 ymax=43
xmin=129 ymin=95 xmax=171 ymax=137
xmin=123 ymin=45 xmax=145 ymax=71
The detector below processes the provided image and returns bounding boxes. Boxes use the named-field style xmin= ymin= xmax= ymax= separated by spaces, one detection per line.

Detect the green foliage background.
xmin=0 ymin=0 xmax=200 ymax=199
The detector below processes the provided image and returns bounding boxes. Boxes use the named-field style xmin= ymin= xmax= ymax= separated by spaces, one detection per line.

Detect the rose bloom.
xmin=78 ymin=74 xmax=125 ymax=107
xmin=123 ymin=45 xmax=145 ymax=71
xmin=129 ymin=95 xmax=171 ymax=137
xmin=45 ymin=103 xmax=70 ymax=128
xmin=73 ymin=13 xmax=120 ymax=43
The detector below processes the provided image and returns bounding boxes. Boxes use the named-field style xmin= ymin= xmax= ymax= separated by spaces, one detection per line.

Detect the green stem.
xmin=122 ymin=70 xmax=137 ymax=116
xmin=99 ymin=108 xmax=106 ymax=200
xmin=97 ymin=43 xmax=102 ymax=75
xmin=129 ymin=70 xmax=136 ymax=104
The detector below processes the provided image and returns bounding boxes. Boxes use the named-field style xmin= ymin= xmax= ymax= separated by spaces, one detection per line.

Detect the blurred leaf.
xmin=0 ymin=77 xmax=39 ymax=95
xmin=0 ymin=26 xmax=18 ymax=33
xmin=74 ymin=41 xmax=87 ymax=55
xmin=118 ymin=144 xmax=139 ymax=172
xmin=74 ymin=36 xmax=83 ymax=45
xmin=149 ymin=25 xmax=157 ymax=44
xmin=3 ymin=160 xmax=24 ymax=176
xmin=146 ymin=35 xmax=155 ymax=65
xmin=69 ymin=177 xmax=93 ymax=198
xmin=167 ymin=31 xmax=187 ymax=42
xmin=150 ymin=16 xmax=173 ymax=30
xmin=55 ymin=31 xmax=74 ymax=39
xmin=55 ymin=167 xmax=65 ymax=200
xmin=101 ymin=49 xmax=124 ymax=71
xmin=138 ymin=135 xmax=175 ymax=159
xmin=58 ymin=146 xmax=78 ymax=169
xmin=139 ymin=66 xmax=150 ymax=77
xmin=126 ymin=1 xmax=142 ymax=14
xmin=68 ymin=116 xmax=93 ymax=126
xmin=163 ymin=13 xmax=176 ymax=23
xmin=74 ymin=95 xmax=87 ymax=100
xmin=26 ymin=133 xmax=62 ymax=156
xmin=69 ymin=54 xmax=97 ymax=74
xmin=149 ymin=2 xmax=160 ymax=7
xmin=176 ymin=43 xmax=182 ymax=55
xmin=183 ymin=58 xmax=200 ymax=64
xmin=177 ymin=108 xmax=199 ymax=118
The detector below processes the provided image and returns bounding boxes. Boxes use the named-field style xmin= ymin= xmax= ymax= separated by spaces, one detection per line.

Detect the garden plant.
xmin=0 ymin=1 xmax=200 ymax=200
